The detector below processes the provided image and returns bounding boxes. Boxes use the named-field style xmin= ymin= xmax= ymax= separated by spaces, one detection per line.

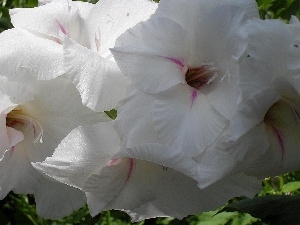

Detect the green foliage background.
xmin=1 ymin=0 xmax=300 ymax=224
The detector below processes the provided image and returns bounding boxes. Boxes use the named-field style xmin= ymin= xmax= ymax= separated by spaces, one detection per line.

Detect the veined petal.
xmin=85 ymin=158 xmax=261 ymax=221
xmin=0 ymin=28 xmax=63 ymax=81
xmin=117 ymin=144 xmax=199 ymax=182
xmin=111 ymin=17 xmax=188 ymax=93
xmin=246 ymin=95 xmax=300 ymax=178
xmin=153 ymin=84 xmax=228 ymax=156
xmin=87 ymin=0 xmax=158 ymax=56
xmin=33 ymin=122 xmax=120 ymax=189
xmin=10 ymin=0 xmax=79 ymax=40
xmin=63 ymin=37 xmax=126 ymax=111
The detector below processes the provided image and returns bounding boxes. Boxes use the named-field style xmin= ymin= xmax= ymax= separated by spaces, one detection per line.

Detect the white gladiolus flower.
xmin=111 ymin=0 xmax=259 ymax=187
xmin=10 ymin=0 xmax=158 ymax=111
xmin=33 ymin=122 xmax=261 ymax=220
xmin=230 ymin=19 xmax=300 ymax=179
xmin=0 ymin=75 xmax=106 ymax=219
xmin=198 ymin=18 xmax=300 ymax=185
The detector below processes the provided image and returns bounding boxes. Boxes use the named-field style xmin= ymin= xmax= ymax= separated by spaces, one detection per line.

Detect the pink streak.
xmin=190 ymin=89 xmax=198 ymax=110
xmin=165 ymin=57 xmax=185 ymax=68
xmin=126 ymin=158 xmax=134 ymax=182
xmin=271 ymin=125 xmax=285 ymax=162
xmin=9 ymin=146 xmax=15 ymax=157
xmin=95 ymin=28 xmax=101 ymax=52
xmin=108 ymin=158 xmax=120 ymax=166
xmin=56 ymin=20 xmax=67 ymax=35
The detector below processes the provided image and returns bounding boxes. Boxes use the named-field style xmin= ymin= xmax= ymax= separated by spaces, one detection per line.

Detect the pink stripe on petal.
xmin=9 ymin=146 xmax=15 ymax=157
xmin=271 ymin=125 xmax=285 ymax=162
xmin=126 ymin=158 xmax=135 ymax=182
xmin=56 ymin=20 xmax=67 ymax=35
xmin=165 ymin=57 xmax=185 ymax=68
xmin=108 ymin=158 xmax=120 ymax=166
xmin=190 ymin=89 xmax=198 ymax=110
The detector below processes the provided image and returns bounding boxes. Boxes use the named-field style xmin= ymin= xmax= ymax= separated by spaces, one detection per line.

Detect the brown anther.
xmin=185 ymin=66 xmax=214 ymax=89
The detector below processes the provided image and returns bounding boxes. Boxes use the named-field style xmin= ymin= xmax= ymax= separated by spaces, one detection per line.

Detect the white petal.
xmin=73 ymin=1 xmax=94 ymax=19
xmin=247 ymin=98 xmax=300 ymax=178
xmin=243 ymin=19 xmax=291 ymax=77
xmin=192 ymin=4 xmax=255 ymax=67
xmin=238 ymin=58 xmax=275 ymax=101
xmin=6 ymin=127 xmax=24 ymax=151
xmin=112 ymin=17 xmax=188 ymax=93
xmin=0 ymin=28 xmax=63 ymax=81
xmin=87 ymin=0 xmax=158 ymax=56
xmin=34 ymin=178 xmax=86 ymax=219
xmin=153 ymin=84 xmax=228 ymax=156
xmin=84 ymin=159 xmax=133 ymax=216
xmin=63 ymin=37 xmax=126 ymax=111
xmin=20 ymin=77 xmax=107 ymax=163
xmin=10 ymin=1 xmax=80 ymax=41
xmin=0 ymin=117 xmax=10 ymax=156
xmin=153 ymin=0 xmax=258 ymax=43
xmin=0 ymin=77 xmax=32 ymax=155
xmin=0 ymin=143 xmax=41 ymax=199
xmin=85 ymin=158 xmax=261 ymax=220
xmin=33 ymin=122 xmax=120 ymax=189
xmin=228 ymin=88 xmax=280 ymax=140
xmin=202 ymin=73 xmax=239 ymax=120
xmin=0 ymin=142 xmax=85 ymax=219
xmin=118 ymin=144 xmax=199 ymax=182
xmin=115 ymin=86 xmax=159 ymax=148
xmin=195 ymin=123 xmax=269 ymax=188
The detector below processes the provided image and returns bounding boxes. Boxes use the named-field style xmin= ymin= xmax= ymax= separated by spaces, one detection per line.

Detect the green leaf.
xmin=105 ymin=109 xmax=117 ymax=120
xmin=224 ymin=195 xmax=300 ymax=225
xmin=256 ymin=0 xmax=276 ymax=10
xmin=281 ymin=181 xmax=300 ymax=193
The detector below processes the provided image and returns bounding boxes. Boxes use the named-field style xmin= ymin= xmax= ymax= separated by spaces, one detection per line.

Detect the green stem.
xmin=106 ymin=211 xmax=112 ymax=225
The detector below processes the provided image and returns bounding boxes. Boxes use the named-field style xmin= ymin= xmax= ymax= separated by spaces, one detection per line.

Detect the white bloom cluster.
xmin=0 ymin=0 xmax=300 ymax=221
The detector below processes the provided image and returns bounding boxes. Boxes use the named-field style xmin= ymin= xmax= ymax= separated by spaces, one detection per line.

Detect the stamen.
xmin=185 ymin=63 xmax=218 ymax=89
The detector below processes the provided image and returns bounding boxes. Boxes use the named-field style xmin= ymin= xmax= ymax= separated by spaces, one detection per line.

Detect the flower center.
xmin=185 ymin=63 xmax=218 ymax=89
xmin=6 ymin=107 xmax=43 ymax=143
